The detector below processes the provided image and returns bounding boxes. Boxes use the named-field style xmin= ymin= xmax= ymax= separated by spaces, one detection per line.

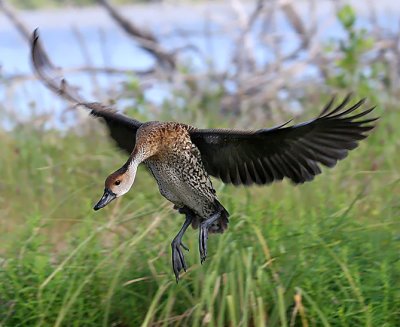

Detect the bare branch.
xmin=280 ymin=0 xmax=309 ymax=47
xmin=3 ymin=66 xmax=155 ymax=85
xmin=72 ymin=26 xmax=101 ymax=97
xmin=232 ymin=0 xmax=266 ymax=75
xmin=97 ymin=0 xmax=176 ymax=70
xmin=0 ymin=0 xmax=31 ymax=42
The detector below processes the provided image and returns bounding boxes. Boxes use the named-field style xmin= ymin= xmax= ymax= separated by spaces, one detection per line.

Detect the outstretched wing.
xmin=31 ymin=29 xmax=142 ymax=154
xmin=189 ymin=95 xmax=377 ymax=185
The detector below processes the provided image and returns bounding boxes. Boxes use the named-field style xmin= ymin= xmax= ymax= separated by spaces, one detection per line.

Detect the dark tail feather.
xmin=209 ymin=200 xmax=229 ymax=234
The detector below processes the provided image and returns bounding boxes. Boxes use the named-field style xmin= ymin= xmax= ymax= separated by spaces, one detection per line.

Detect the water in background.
xmin=0 ymin=1 xmax=397 ymax=128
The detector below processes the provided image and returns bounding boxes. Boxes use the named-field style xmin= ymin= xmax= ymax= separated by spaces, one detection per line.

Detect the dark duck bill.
xmin=93 ymin=189 xmax=117 ymax=210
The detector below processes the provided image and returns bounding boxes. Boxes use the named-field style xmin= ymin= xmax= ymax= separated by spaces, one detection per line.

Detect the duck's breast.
xmin=145 ymin=146 xmax=217 ymax=217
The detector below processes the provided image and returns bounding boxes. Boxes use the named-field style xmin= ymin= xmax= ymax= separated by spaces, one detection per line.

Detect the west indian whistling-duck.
xmin=31 ymin=30 xmax=377 ymax=281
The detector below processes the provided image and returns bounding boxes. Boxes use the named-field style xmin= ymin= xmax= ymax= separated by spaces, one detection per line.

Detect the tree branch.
xmin=97 ymin=0 xmax=176 ymax=70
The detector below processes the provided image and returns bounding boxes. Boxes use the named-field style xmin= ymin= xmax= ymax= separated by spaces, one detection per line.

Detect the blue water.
xmin=0 ymin=2 xmax=397 ymax=128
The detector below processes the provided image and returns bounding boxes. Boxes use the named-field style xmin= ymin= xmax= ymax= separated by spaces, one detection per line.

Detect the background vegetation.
xmin=1 ymin=1 xmax=399 ymax=326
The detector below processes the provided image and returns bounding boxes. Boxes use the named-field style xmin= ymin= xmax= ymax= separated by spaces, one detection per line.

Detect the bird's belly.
xmin=146 ymin=162 xmax=215 ymax=217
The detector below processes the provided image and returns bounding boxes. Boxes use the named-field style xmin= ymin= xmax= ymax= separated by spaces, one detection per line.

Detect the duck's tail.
xmin=190 ymin=200 xmax=229 ymax=233
xmin=208 ymin=199 xmax=229 ymax=234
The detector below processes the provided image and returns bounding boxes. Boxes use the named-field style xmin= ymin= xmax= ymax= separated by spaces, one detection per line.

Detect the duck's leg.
xmin=171 ymin=209 xmax=194 ymax=282
xmin=199 ymin=210 xmax=221 ymax=264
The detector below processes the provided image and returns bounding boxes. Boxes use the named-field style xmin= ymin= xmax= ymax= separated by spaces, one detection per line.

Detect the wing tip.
xmin=32 ymin=28 xmax=39 ymax=43
xmin=319 ymin=95 xmax=378 ymax=125
xmin=31 ymin=29 xmax=39 ymax=60
xmin=31 ymin=28 xmax=42 ymax=59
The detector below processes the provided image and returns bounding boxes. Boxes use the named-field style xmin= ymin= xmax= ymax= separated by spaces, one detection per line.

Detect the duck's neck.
xmin=125 ymin=159 xmax=139 ymax=187
xmin=117 ymin=150 xmax=145 ymax=196
xmin=122 ymin=141 xmax=156 ymax=194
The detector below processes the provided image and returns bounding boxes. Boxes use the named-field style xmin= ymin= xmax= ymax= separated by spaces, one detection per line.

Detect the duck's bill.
xmin=93 ymin=188 xmax=116 ymax=211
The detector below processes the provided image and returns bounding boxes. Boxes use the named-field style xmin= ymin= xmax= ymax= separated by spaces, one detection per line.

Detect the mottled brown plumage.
xmin=31 ymin=29 xmax=378 ymax=281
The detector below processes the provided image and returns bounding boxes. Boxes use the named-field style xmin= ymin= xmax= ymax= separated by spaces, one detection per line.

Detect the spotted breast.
xmin=142 ymin=122 xmax=218 ymax=219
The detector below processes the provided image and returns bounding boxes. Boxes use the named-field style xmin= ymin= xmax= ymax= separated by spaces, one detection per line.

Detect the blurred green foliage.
xmin=0 ymin=99 xmax=398 ymax=326
xmin=327 ymin=5 xmax=380 ymax=101
xmin=1 ymin=70 xmax=399 ymax=325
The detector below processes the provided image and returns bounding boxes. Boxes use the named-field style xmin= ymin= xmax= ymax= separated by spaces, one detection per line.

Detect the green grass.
xmin=0 ymin=101 xmax=399 ymax=326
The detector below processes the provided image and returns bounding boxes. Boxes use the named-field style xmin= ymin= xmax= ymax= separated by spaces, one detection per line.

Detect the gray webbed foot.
xmin=171 ymin=208 xmax=193 ymax=282
xmin=198 ymin=210 xmax=221 ymax=264
xmin=171 ymin=238 xmax=189 ymax=282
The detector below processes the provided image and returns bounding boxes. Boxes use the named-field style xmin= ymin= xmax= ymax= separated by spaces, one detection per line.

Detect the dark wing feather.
xmin=85 ymin=103 xmax=140 ymax=154
xmin=31 ymin=29 xmax=141 ymax=154
xmin=190 ymin=96 xmax=377 ymax=185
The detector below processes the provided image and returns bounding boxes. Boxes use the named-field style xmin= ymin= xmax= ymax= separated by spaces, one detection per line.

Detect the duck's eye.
xmin=115 ymin=180 xmax=121 ymax=186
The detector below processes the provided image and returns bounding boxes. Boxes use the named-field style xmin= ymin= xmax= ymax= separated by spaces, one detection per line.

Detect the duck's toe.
xmin=171 ymin=240 xmax=188 ymax=282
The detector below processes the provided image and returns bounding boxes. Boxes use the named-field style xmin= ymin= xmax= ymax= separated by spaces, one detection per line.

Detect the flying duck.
xmin=31 ymin=30 xmax=377 ymax=281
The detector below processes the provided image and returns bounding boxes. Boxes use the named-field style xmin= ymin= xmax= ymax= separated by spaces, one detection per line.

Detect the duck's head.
xmin=93 ymin=123 xmax=164 ymax=211
xmin=93 ymin=145 xmax=150 ymax=211
xmin=93 ymin=162 xmax=137 ymax=210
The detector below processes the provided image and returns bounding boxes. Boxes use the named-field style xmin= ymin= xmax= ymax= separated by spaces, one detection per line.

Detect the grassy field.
xmin=0 ymin=98 xmax=399 ymax=326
